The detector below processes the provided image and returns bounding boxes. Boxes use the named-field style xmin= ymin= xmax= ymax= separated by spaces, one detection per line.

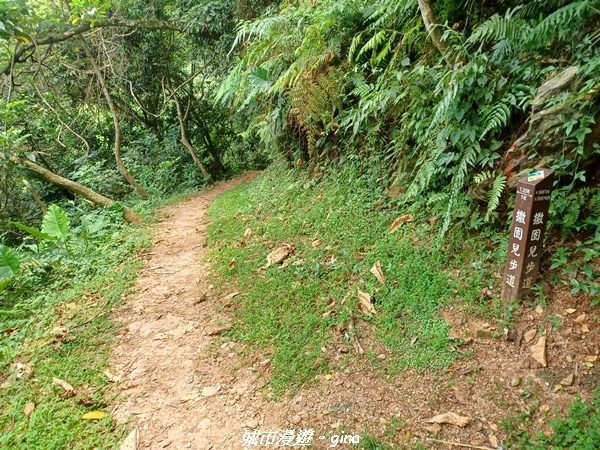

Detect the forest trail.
xmin=109 ymin=172 xmax=268 ymax=449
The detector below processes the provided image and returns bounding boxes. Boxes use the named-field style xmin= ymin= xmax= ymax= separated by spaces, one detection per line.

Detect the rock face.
xmin=504 ymin=66 xmax=599 ymax=187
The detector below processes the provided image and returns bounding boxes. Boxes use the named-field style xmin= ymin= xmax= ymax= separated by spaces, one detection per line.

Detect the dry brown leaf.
xmin=357 ymin=288 xmax=376 ymax=317
xmin=530 ymin=336 xmax=547 ymax=367
xmin=353 ymin=252 xmax=366 ymax=260
xmin=24 ymin=402 xmax=35 ymax=417
xmin=489 ymin=435 xmax=499 ymax=447
xmin=560 ymin=373 xmax=575 ymax=386
xmin=574 ymin=313 xmax=587 ymax=323
xmin=426 ymin=412 xmax=472 ymax=427
xmin=53 ymin=377 xmax=74 ymax=392
xmin=584 ymin=355 xmax=598 ymax=362
xmin=266 ymin=244 xmax=295 ymax=267
xmin=581 ymin=324 xmax=590 ymax=333
xmin=565 ymin=308 xmax=577 ymax=314
xmin=524 ymin=329 xmax=537 ymax=343
xmin=370 ymin=261 xmax=386 ymax=285
xmin=389 ymin=214 xmax=413 ymax=233
xmin=244 ymin=228 xmax=253 ymax=237
xmin=120 ymin=428 xmax=138 ymax=450
xmin=228 ymin=258 xmax=236 ymax=270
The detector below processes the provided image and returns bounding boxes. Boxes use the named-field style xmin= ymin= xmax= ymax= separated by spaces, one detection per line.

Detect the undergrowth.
xmin=0 ymin=200 xmax=157 ymax=449
xmin=206 ymin=163 xmax=503 ymax=396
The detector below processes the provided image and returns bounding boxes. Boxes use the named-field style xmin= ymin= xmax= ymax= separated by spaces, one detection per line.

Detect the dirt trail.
xmin=110 ymin=172 xmax=266 ymax=449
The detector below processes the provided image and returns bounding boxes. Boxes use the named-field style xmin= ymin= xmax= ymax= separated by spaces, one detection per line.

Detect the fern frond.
xmin=485 ymin=172 xmax=507 ymax=221
xmin=527 ymin=1 xmax=600 ymax=49
xmin=479 ymin=102 xmax=511 ymax=139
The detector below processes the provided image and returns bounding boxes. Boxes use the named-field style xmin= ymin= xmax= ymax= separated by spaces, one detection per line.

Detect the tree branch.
xmin=1 ymin=18 xmax=218 ymax=77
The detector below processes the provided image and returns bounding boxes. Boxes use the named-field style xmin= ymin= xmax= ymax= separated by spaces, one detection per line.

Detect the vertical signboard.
xmin=502 ymin=169 xmax=554 ymax=302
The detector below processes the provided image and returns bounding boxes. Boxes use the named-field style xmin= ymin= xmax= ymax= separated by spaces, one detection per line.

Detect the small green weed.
xmin=503 ymin=390 xmax=600 ymax=449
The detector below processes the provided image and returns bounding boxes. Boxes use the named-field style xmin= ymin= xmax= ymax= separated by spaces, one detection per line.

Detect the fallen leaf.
xmin=426 ymin=412 xmax=472 ymax=427
xmin=574 ymin=313 xmax=587 ymax=323
xmin=266 ymin=244 xmax=295 ymax=267
xmin=560 ymin=373 xmax=575 ymax=386
xmin=489 ymin=435 xmax=499 ymax=447
xmin=389 ymin=214 xmax=413 ymax=233
xmin=312 ymin=239 xmax=322 ymax=248
xmin=535 ymin=305 xmax=544 ymax=315
xmin=82 ymin=411 xmax=105 ymax=420
xmin=120 ymin=428 xmax=138 ymax=450
xmin=244 ymin=228 xmax=253 ymax=237
xmin=410 ymin=336 xmax=418 ymax=346
xmin=24 ymin=402 xmax=35 ymax=417
xmin=530 ymin=336 xmax=547 ymax=367
xmin=353 ymin=252 xmax=366 ymax=260
xmin=221 ymin=292 xmax=242 ymax=301
xmin=357 ymin=288 xmax=376 ymax=317
xmin=524 ymin=329 xmax=537 ymax=343
xmin=554 ymin=384 xmax=562 ymax=391
xmin=581 ymin=324 xmax=590 ymax=333
xmin=52 ymin=377 xmax=74 ymax=392
xmin=584 ymin=361 xmax=594 ymax=368
xmin=228 ymin=258 xmax=236 ymax=270
xmin=584 ymin=355 xmax=598 ymax=362
xmin=370 ymin=261 xmax=386 ymax=285
xmin=325 ymin=374 xmax=332 ymax=381
xmin=539 ymin=404 xmax=550 ymax=413
xmin=565 ymin=308 xmax=577 ymax=314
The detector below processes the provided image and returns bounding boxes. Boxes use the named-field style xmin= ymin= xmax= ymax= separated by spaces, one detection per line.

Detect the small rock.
xmin=199 ymin=418 xmax=211 ymax=429
xmin=377 ymin=354 xmax=386 ymax=360
xmin=535 ymin=305 xmax=544 ymax=315
xmin=476 ymin=329 xmax=493 ymax=339
xmin=560 ymin=373 xmax=575 ymax=386
xmin=202 ymin=386 xmax=219 ymax=397
xmin=291 ymin=414 xmax=301 ymax=424
xmin=245 ymin=418 xmax=259 ymax=429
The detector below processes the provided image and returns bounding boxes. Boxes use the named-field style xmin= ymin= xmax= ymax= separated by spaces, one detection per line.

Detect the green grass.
xmin=206 ymin=163 xmax=503 ymax=396
xmin=501 ymin=389 xmax=600 ymax=449
xmin=0 ymin=201 xmax=156 ymax=449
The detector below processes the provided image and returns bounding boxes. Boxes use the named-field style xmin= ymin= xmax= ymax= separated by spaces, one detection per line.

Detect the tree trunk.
xmin=195 ymin=115 xmax=225 ymax=173
xmin=418 ymin=0 xmax=460 ymax=65
xmin=172 ymin=93 xmax=210 ymax=177
xmin=15 ymin=156 xmax=143 ymax=223
xmin=22 ymin=178 xmax=47 ymax=215
xmin=81 ymin=37 xmax=150 ymax=198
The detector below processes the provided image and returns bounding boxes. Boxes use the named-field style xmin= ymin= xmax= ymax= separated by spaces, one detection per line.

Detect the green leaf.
xmin=12 ymin=221 xmax=57 ymax=241
xmin=41 ymin=205 xmax=71 ymax=242
xmin=0 ymin=244 xmax=20 ymax=281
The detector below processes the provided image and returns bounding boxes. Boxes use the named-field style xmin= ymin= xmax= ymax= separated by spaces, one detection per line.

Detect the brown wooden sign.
xmin=502 ymin=168 xmax=555 ymax=302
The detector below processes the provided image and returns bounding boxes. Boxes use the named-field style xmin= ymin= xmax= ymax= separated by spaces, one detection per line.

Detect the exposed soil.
xmin=109 ymin=172 xmax=599 ymax=450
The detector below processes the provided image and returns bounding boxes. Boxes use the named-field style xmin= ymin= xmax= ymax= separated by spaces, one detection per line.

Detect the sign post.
xmin=502 ymin=169 xmax=554 ymax=302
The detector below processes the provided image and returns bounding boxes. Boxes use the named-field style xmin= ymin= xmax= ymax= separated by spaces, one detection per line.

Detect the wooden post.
xmin=502 ymin=169 xmax=554 ymax=302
